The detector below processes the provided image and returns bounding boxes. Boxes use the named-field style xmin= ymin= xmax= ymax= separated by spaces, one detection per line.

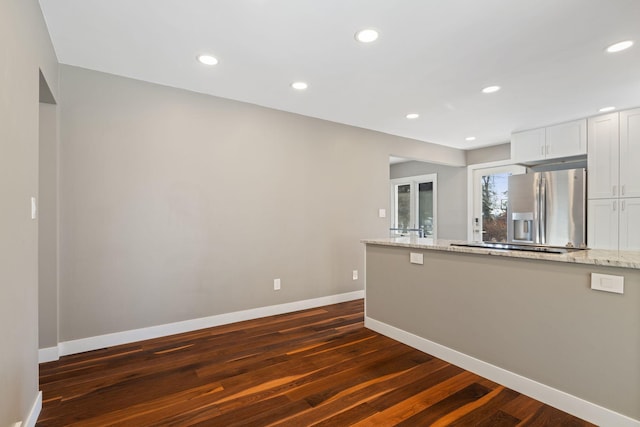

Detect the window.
xmin=469 ymin=165 xmax=525 ymax=242
xmin=390 ymin=174 xmax=437 ymax=238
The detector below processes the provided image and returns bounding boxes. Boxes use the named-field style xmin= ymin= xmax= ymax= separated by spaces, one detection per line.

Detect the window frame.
xmin=390 ymin=173 xmax=438 ymax=239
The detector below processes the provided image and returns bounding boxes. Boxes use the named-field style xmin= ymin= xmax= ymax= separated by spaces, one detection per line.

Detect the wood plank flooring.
xmin=38 ymin=300 xmax=595 ymax=426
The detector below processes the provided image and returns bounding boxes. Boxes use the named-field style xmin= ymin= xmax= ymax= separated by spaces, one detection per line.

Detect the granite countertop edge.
xmin=361 ymin=237 xmax=640 ymax=270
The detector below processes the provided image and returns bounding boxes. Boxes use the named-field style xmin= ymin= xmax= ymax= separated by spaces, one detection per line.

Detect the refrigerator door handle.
xmin=535 ymin=178 xmax=540 ymax=243
xmin=539 ymin=177 xmax=546 ymax=245
xmin=534 ymin=179 xmax=540 ymax=243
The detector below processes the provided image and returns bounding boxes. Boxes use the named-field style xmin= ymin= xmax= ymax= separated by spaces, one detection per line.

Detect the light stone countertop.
xmin=361 ymin=237 xmax=640 ymax=270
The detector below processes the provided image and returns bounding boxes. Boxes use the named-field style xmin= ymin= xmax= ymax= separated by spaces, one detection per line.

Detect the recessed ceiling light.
xmin=481 ymin=85 xmax=501 ymax=94
xmin=355 ymin=29 xmax=379 ymax=43
xmin=599 ymin=106 xmax=616 ymax=112
xmin=606 ymin=40 xmax=634 ymax=53
xmin=406 ymin=113 xmax=419 ymax=119
xmin=465 ymin=136 xmax=476 ymax=141
xmin=197 ymin=54 xmax=218 ymax=66
xmin=291 ymin=81 xmax=308 ymax=90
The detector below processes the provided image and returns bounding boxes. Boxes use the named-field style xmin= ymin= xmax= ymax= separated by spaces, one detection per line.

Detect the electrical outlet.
xmin=274 ymin=278 xmax=281 ymax=291
xmin=352 ymin=270 xmax=358 ymax=280
xmin=591 ymin=273 xmax=623 ymax=294
xmin=410 ymin=252 xmax=424 ymax=264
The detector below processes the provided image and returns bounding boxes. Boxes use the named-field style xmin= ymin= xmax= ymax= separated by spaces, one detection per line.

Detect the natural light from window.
xmin=390 ymin=174 xmax=437 ymax=239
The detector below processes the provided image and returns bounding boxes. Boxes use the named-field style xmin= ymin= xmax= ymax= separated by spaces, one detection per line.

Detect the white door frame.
xmin=466 ymin=160 xmax=525 ymax=241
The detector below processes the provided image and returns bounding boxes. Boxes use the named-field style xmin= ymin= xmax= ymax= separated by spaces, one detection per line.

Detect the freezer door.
xmin=507 ymin=173 xmax=540 ymax=244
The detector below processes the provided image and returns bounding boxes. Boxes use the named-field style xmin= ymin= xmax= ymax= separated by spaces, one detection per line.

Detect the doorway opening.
xmin=470 ymin=165 xmax=525 ymax=242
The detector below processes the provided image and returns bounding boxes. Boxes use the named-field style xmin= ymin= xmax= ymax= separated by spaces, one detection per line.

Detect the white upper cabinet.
xmin=511 ymin=128 xmax=546 ymax=162
xmin=619 ymin=108 xmax=640 ymax=198
xmin=587 ymin=112 xmax=620 ymax=199
xmin=546 ymin=119 xmax=587 ymax=158
xmin=588 ymin=108 xmax=640 ymax=200
xmin=511 ymin=119 xmax=586 ymax=163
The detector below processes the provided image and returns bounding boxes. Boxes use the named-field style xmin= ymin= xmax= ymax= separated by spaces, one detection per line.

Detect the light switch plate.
xmin=410 ymin=252 xmax=424 ymax=265
xmin=591 ymin=273 xmax=623 ymax=294
xmin=31 ymin=197 xmax=37 ymax=220
xmin=378 ymin=208 xmax=386 ymax=218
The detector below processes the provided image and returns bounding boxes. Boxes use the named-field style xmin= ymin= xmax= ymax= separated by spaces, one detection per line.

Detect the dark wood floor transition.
xmin=38 ymin=300 xmax=594 ymax=426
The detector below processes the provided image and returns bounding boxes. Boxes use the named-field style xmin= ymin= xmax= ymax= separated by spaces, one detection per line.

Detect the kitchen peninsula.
xmin=363 ymin=237 xmax=640 ymax=426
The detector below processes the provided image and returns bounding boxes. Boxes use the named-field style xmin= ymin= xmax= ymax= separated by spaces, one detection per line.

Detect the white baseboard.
xmin=365 ymin=316 xmax=639 ymax=427
xmin=24 ymin=391 xmax=42 ymax=427
xmin=38 ymin=346 xmax=59 ymax=363
xmin=58 ymin=290 xmax=364 ymax=357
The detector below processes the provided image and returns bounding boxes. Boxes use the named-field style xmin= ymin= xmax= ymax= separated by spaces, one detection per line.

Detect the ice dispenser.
xmin=512 ymin=212 xmax=533 ymax=243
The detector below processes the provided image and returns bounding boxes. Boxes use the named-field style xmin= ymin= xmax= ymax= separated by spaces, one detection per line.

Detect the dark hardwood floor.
xmin=38 ymin=300 xmax=595 ymax=426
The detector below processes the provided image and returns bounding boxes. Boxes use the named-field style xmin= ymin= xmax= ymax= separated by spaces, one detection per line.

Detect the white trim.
xmin=38 ymin=346 xmax=59 ymax=363
xmin=365 ymin=316 xmax=639 ymax=427
xmin=59 ymin=291 xmax=364 ymax=357
xmin=24 ymin=391 xmax=42 ymax=427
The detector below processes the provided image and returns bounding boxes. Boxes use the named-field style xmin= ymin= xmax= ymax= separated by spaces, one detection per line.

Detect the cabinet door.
xmin=619 ymin=108 xmax=640 ymax=198
xmin=511 ymin=128 xmax=545 ymax=163
xmin=587 ymin=199 xmax=619 ymax=250
xmin=546 ymin=119 xmax=587 ymax=159
xmin=619 ymin=198 xmax=640 ymax=251
xmin=587 ymin=113 xmax=619 ymax=199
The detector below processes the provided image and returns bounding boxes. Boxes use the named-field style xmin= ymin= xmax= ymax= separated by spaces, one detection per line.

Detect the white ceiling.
xmin=39 ymin=0 xmax=640 ymax=150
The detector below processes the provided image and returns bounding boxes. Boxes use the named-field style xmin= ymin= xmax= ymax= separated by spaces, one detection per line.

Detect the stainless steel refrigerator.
xmin=507 ymin=168 xmax=586 ymax=248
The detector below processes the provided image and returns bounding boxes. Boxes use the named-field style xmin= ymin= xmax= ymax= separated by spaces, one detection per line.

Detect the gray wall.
xmin=58 ymin=65 xmax=465 ymax=342
xmin=0 ymin=0 xmax=59 ymax=424
xmin=39 ymin=102 xmax=59 ymax=349
xmin=466 ymin=143 xmax=511 ymax=165
xmin=390 ymin=161 xmax=467 ymax=240
xmin=366 ymin=244 xmax=640 ymax=420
